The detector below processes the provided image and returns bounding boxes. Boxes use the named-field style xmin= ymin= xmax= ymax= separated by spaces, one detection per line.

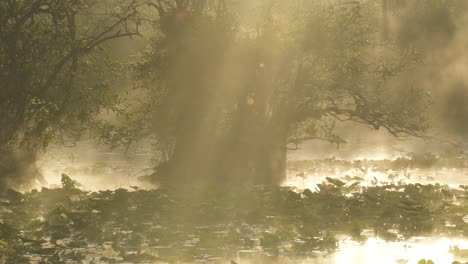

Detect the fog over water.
xmin=38 ymin=124 xmax=468 ymax=191
xmin=28 ymin=0 xmax=468 ymax=190
xmin=38 ymin=140 xmax=154 ymax=190
xmin=5 ymin=1 xmax=468 ymax=263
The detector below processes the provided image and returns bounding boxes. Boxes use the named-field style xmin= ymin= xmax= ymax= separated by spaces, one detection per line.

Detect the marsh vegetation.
xmin=2 ymin=0 xmax=468 ymax=263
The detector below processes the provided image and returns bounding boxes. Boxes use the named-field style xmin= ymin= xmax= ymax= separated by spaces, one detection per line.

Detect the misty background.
xmin=25 ymin=0 xmax=468 ymax=190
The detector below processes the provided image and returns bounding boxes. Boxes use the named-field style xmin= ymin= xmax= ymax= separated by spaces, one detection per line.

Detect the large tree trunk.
xmin=264 ymin=134 xmax=287 ymax=184
xmin=0 ymin=148 xmax=46 ymax=191
xmin=148 ymin=12 xmax=289 ymax=186
xmin=151 ymin=105 xmax=289 ymax=187
xmin=207 ymin=98 xmax=288 ymax=186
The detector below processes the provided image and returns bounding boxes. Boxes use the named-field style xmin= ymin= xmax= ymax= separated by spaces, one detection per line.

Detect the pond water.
xmin=234 ymin=237 xmax=468 ymax=263
xmin=35 ymin=141 xmax=468 ymax=264
xmin=38 ymin=140 xmax=468 ymax=191
xmin=283 ymin=166 xmax=468 ymax=263
xmin=330 ymin=236 xmax=468 ymax=264
xmin=37 ymin=140 xmax=154 ymax=190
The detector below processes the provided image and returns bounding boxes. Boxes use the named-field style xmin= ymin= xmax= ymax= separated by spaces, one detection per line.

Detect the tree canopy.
xmin=97 ymin=0 xmax=430 ymax=185
xmin=0 ymin=0 xmax=145 ymax=188
xmin=0 ymin=0 xmax=147 ymax=152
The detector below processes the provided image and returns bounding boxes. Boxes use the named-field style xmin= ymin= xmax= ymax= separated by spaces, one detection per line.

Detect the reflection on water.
xmin=234 ymin=237 xmax=468 ymax=263
xmin=284 ymin=165 xmax=468 ymax=263
xmin=333 ymin=236 xmax=468 ymax=264
xmin=70 ymin=236 xmax=468 ymax=264
xmin=35 ymin=141 xmax=468 ymax=263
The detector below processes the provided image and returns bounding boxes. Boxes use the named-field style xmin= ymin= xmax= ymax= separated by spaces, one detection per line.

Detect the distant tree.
xmin=98 ymin=0 xmax=430 ymax=186
xmin=0 ymin=0 xmax=145 ymax=189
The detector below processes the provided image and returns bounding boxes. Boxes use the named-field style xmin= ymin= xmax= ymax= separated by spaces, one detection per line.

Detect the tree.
xmin=0 ymin=0 xmax=145 ymax=189
xmin=99 ymin=0 xmax=430 ymax=186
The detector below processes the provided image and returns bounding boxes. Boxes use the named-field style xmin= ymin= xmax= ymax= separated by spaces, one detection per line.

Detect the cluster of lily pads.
xmin=1 ymin=174 xmax=468 ymax=263
xmin=289 ymin=152 xmax=468 ymax=172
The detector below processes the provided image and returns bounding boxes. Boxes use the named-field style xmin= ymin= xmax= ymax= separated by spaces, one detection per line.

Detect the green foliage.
xmin=289 ymin=151 xmax=468 ymax=172
xmin=1 ymin=174 xmax=468 ymax=262
xmin=0 ymin=0 xmax=143 ymax=153
xmin=60 ymin=173 xmax=76 ymax=190
xmin=418 ymin=259 xmax=435 ymax=264
xmin=97 ymin=0 xmax=431 ymax=184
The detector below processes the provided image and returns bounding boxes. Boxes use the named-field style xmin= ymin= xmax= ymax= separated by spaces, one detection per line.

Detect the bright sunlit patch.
xmin=332 ymin=237 xmax=468 ymax=264
xmin=36 ymin=141 xmax=154 ymax=191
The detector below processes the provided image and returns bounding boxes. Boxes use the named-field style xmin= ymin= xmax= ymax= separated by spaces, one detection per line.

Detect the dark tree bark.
xmin=0 ymin=149 xmax=45 ymax=192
